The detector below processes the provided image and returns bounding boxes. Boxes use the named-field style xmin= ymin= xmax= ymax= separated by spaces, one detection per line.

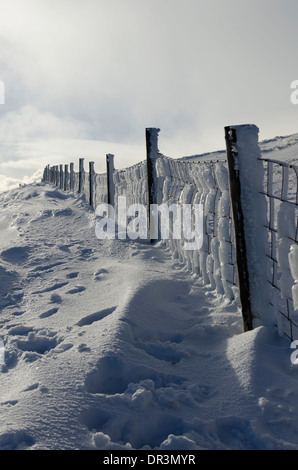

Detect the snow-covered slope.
xmin=0 ymin=183 xmax=298 ymax=450
xmin=183 ymin=132 xmax=298 ymax=163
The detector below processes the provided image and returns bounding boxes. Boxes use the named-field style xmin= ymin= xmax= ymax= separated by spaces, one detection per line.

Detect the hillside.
xmin=183 ymin=132 xmax=298 ymax=163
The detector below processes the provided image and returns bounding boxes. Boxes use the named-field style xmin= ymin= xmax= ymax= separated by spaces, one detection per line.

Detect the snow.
xmin=183 ymin=132 xmax=298 ymax=165
xmin=0 ymin=177 xmax=298 ymax=451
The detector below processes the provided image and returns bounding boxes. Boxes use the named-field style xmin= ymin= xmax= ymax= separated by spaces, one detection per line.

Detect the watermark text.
xmin=95 ymin=197 xmax=204 ymax=251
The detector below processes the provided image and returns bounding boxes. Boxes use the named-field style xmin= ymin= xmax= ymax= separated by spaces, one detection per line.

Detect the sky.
xmin=0 ymin=0 xmax=298 ymax=189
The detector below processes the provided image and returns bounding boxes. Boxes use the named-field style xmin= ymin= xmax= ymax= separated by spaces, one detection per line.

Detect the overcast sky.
xmin=0 ymin=0 xmax=298 ymax=185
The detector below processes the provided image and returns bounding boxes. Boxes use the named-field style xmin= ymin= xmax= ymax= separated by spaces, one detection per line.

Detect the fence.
xmin=42 ymin=125 xmax=298 ymax=341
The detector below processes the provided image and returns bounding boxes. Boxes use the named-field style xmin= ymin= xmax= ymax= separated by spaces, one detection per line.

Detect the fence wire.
xmin=113 ymin=160 xmax=148 ymax=207
xmin=156 ymin=154 xmax=238 ymax=300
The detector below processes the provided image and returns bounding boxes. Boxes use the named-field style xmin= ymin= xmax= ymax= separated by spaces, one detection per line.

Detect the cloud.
xmin=0 ymin=105 xmax=92 ymax=142
xmin=0 ymin=0 xmax=298 ymax=188
xmin=0 ymin=169 xmax=43 ymax=193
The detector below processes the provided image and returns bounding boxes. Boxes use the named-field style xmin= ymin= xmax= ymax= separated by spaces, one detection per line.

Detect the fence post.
xmin=55 ymin=166 xmax=59 ymax=186
xmin=146 ymin=128 xmax=160 ymax=243
xmin=59 ymin=165 xmax=63 ymax=190
xmin=70 ymin=163 xmax=74 ymax=191
xmin=106 ymin=154 xmax=115 ymax=207
xmin=89 ymin=161 xmax=94 ymax=207
xmin=225 ymin=124 xmax=270 ymax=332
xmin=79 ymin=158 xmax=84 ymax=194
xmin=64 ymin=164 xmax=69 ymax=191
xmin=46 ymin=164 xmax=50 ymax=183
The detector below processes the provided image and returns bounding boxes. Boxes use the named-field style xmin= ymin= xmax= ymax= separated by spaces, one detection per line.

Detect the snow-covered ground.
xmin=0 ymin=132 xmax=297 ymax=451
xmin=0 ymin=179 xmax=297 ymax=451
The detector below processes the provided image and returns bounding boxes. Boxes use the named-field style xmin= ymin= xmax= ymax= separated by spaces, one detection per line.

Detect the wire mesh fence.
xmin=259 ymin=157 xmax=298 ymax=340
xmin=155 ymin=154 xmax=238 ymax=300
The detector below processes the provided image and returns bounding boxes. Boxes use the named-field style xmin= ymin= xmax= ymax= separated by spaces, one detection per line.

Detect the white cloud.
xmin=0 ymin=105 xmax=91 ymax=142
xmin=0 ymin=169 xmax=43 ymax=193
xmin=0 ymin=0 xmax=298 ymax=186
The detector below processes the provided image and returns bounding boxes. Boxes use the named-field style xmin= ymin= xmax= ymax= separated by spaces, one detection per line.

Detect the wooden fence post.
xmin=55 ymin=166 xmax=59 ymax=186
xmin=89 ymin=161 xmax=95 ymax=207
xmin=70 ymin=163 xmax=74 ymax=191
xmin=59 ymin=165 xmax=63 ymax=190
xmin=225 ymin=124 xmax=269 ymax=332
xmin=45 ymin=164 xmax=49 ymax=183
xmin=79 ymin=158 xmax=84 ymax=194
xmin=106 ymin=154 xmax=115 ymax=207
xmin=225 ymin=126 xmax=253 ymax=331
xmin=64 ymin=164 xmax=69 ymax=191
xmin=146 ymin=128 xmax=160 ymax=243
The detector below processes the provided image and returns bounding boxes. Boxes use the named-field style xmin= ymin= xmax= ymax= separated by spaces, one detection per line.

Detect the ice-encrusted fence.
xmin=259 ymin=157 xmax=298 ymax=340
xmin=154 ymin=154 xmax=237 ymax=301
xmin=42 ymin=126 xmax=298 ymax=340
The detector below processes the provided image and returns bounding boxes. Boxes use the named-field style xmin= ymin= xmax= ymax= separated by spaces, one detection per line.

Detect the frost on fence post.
xmin=89 ymin=161 xmax=95 ymax=207
xmin=42 ymin=166 xmax=46 ymax=182
xmin=146 ymin=128 xmax=160 ymax=242
xmin=225 ymin=124 xmax=271 ymax=331
xmin=55 ymin=166 xmax=59 ymax=187
xmin=70 ymin=163 xmax=74 ymax=191
xmin=46 ymin=165 xmax=49 ymax=183
xmin=64 ymin=164 xmax=69 ymax=191
xmin=59 ymin=164 xmax=63 ymax=190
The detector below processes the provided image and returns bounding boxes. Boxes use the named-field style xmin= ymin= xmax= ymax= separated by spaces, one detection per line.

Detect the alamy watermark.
xmin=290 ymin=81 xmax=298 ymax=104
xmin=95 ymin=196 xmax=204 ymax=250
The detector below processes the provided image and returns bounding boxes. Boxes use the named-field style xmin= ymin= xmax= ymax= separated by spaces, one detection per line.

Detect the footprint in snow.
xmin=0 ymin=400 xmax=18 ymax=407
xmin=136 ymin=340 xmax=186 ymax=365
xmin=0 ymin=430 xmax=35 ymax=450
xmin=32 ymin=282 xmax=69 ymax=295
xmin=8 ymin=326 xmax=33 ymax=336
xmin=77 ymin=306 xmax=117 ymax=327
xmin=1 ymin=246 xmax=32 ymax=265
xmin=21 ymin=383 xmax=39 ymax=393
xmin=12 ymin=311 xmax=25 ymax=317
xmin=66 ymin=272 xmax=79 ymax=279
xmin=30 ymin=261 xmax=65 ymax=274
xmin=50 ymin=293 xmax=62 ymax=304
xmin=39 ymin=307 xmax=59 ymax=319
xmin=78 ymin=343 xmax=91 ymax=353
xmin=66 ymin=285 xmax=86 ymax=295
xmin=93 ymin=268 xmax=108 ymax=281
xmin=16 ymin=330 xmax=62 ymax=358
